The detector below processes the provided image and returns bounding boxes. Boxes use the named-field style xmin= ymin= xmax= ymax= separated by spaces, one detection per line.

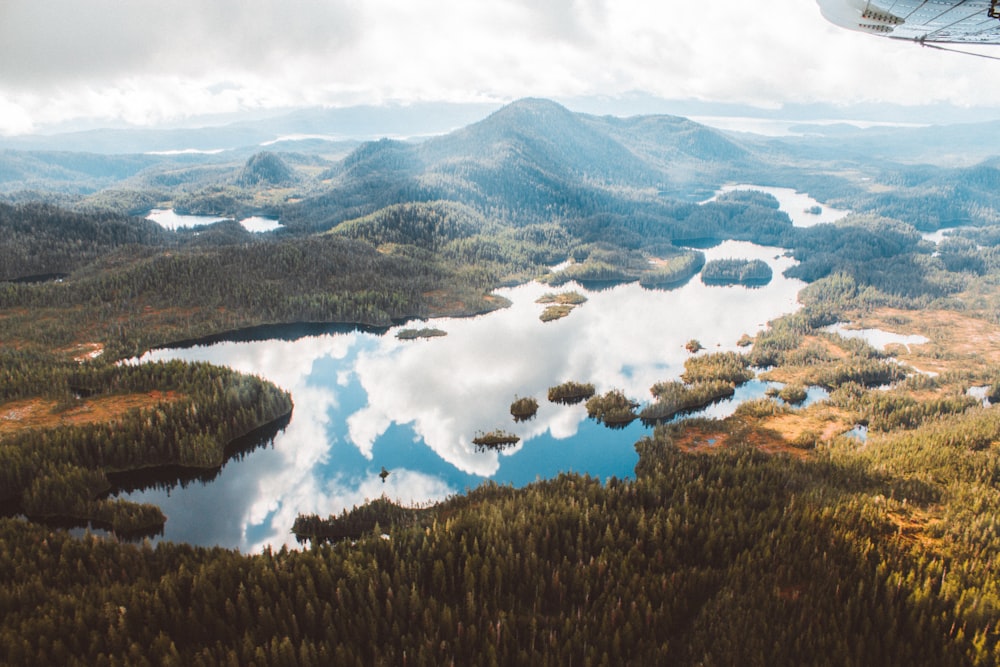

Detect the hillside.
xmin=278 ymin=99 xmax=772 ymax=232
xmin=235 ymin=152 xmax=297 ymax=188
xmin=6 ymin=99 xmax=1000 ymax=240
xmin=5 ymin=99 xmax=1000 ymax=664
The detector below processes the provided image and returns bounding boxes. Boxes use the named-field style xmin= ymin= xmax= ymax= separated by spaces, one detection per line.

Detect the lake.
xmin=124 ymin=240 xmax=809 ymax=552
xmin=146 ymin=209 xmax=283 ymax=233
xmin=705 ymin=185 xmax=851 ymax=228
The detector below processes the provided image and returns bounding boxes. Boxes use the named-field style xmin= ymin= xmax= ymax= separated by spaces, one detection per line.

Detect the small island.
xmin=805 ymin=204 xmax=823 ymax=215
xmin=778 ymin=384 xmax=808 ymax=404
xmin=396 ymin=327 xmax=447 ymax=340
xmin=510 ymin=396 xmax=539 ymax=422
xmin=536 ymin=291 xmax=587 ymax=322
xmin=548 ymin=381 xmax=596 ymax=405
xmin=472 ymin=430 xmax=521 ymax=452
xmin=701 ymin=258 xmax=773 ymax=287
xmin=540 ymin=304 xmax=574 ymax=322
xmin=585 ymin=389 xmax=639 ymax=428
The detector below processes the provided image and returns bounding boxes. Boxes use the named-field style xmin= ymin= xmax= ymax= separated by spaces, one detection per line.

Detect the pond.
xmin=920 ymin=226 xmax=978 ymax=245
xmin=822 ymin=323 xmax=929 ymax=352
xmin=146 ymin=209 xmax=283 ymax=233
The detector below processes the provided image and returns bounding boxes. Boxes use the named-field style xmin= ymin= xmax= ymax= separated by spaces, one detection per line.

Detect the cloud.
xmin=0 ymin=1 xmax=359 ymax=88
xmin=347 ymin=244 xmax=804 ymax=477
xmin=246 ymin=469 xmax=455 ymax=553
xmin=2 ymin=0 xmax=1000 ymax=134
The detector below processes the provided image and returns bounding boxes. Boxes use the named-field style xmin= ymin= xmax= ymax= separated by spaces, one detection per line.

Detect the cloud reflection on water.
xmin=131 ymin=241 xmax=804 ymax=552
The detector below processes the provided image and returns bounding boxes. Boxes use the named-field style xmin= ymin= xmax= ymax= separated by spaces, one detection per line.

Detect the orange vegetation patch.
xmin=885 ymin=504 xmax=943 ymax=551
xmin=775 ymin=586 xmax=803 ymax=602
xmin=422 ymin=289 xmax=509 ymax=316
xmin=671 ymin=405 xmax=853 ymax=461
xmin=0 ymin=307 xmax=31 ymax=320
xmin=811 ymin=335 xmax=852 ymax=359
xmin=0 ymin=391 xmax=183 ymax=437
xmin=670 ymin=421 xmax=811 ymax=460
xmin=763 ymin=407 xmax=853 ymax=444
xmin=670 ymin=425 xmax=729 ymax=454
xmin=421 ymin=289 xmax=464 ymax=312
xmin=742 ymin=427 xmax=812 ymax=461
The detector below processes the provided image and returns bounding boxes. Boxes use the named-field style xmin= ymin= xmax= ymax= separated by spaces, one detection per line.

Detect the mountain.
xmin=764 ymin=119 xmax=1000 ymax=167
xmin=419 ymin=98 xmax=665 ymax=187
xmin=9 ymin=97 xmax=1000 ymax=237
xmin=236 ymin=152 xmax=296 ymax=187
xmin=279 ymin=98 xmax=763 ymax=231
xmin=0 ymin=150 xmax=169 ymax=194
xmin=588 ymin=113 xmax=750 ymax=167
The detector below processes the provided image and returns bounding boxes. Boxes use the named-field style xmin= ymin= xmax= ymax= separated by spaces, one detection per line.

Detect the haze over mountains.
xmin=3 ymin=97 xmax=1000 ymax=236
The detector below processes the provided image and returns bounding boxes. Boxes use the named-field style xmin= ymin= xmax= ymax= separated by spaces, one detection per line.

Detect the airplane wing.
xmin=816 ymin=0 xmax=1000 ymax=44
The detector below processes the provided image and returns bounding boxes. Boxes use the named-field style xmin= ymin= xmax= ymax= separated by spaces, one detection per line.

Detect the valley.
xmin=3 ymin=98 xmax=1000 ymax=664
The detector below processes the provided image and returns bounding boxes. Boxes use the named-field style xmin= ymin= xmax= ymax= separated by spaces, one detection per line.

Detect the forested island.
xmin=701 ymin=257 xmax=773 ymax=286
xmin=3 ymin=98 xmax=1000 ymax=664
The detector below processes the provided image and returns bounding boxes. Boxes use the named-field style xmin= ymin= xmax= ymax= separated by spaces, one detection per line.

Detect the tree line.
xmin=0 ymin=353 xmax=292 ymax=536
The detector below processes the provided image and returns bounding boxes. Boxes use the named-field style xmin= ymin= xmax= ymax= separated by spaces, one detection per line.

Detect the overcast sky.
xmin=2 ymin=0 xmax=1000 ymax=135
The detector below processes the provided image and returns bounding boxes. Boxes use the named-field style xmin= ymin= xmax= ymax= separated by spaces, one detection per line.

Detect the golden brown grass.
xmin=851 ymin=306 xmax=1000 ymax=376
xmin=0 ymin=391 xmax=183 ymax=437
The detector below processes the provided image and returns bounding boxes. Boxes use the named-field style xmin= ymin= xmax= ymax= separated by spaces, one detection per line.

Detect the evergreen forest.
xmin=4 ymin=99 xmax=1000 ymax=664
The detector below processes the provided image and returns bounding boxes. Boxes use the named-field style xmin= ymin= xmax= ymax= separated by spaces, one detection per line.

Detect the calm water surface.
xmin=146 ymin=209 xmax=283 ymax=233
xmin=125 ymin=241 xmax=806 ymax=551
xmin=822 ymin=323 xmax=929 ymax=351
xmin=705 ymin=185 xmax=850 ymax=227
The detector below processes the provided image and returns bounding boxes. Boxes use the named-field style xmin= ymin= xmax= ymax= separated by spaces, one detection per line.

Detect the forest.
xmin=3 ymin=99 xmax=1000 ymax=664
xmin=0 ymin=352 xmax=292 ymax=536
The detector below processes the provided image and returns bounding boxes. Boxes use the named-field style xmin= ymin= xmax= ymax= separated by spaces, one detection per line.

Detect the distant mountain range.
xmin=273 ymin=98 xmax=760 ymax=231
xmin=3 ymin=97 xmax=1000 ymax=230
xmin=0 ymin=102 xmax=502 ymax=155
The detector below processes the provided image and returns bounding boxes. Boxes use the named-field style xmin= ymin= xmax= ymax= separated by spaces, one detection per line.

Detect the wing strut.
xmin=919 ymin=40 xmax=1000 ymax=59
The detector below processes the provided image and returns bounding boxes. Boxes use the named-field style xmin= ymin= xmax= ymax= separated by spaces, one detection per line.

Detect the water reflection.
xmin=968 ymin=386 xmax=991 ymax=407
xmin=921 ymin=226 xmax=973 ymax=245
xmin=822 ymin=323 xmax=929 ymax=352
xmin=109 ymin=414 xmax=291 ymax=495
xmin=128 ymin=241 xmax=805 ymax=552
xmin=705 ymin=185 xmax=851 ymax=228
xmin=145 ymin=209 xmax=283 ymax=233
xmin=238 ymin=216 xmax=283 ymax=233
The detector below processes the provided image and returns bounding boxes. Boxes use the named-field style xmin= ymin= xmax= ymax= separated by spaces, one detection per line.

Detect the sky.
xmin=3 ymin=0 xmax=1000 ymax=136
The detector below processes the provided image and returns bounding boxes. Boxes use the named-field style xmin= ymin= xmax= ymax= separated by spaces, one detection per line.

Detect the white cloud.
xmin=247 ymin=469 xmax=455 ymax=553
xmin=0 ymin=97 xmax=33 ymax=135
xmin=346 ymin=244 xmax=804 ymax=478
xmin=1 ymin=0 xmax=999 ymax=134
